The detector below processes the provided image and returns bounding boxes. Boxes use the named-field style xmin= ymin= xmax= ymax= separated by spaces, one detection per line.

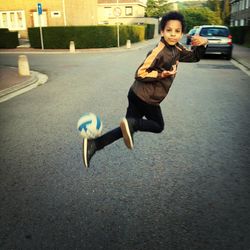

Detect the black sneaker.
xmin=82 ymin=138 xmax=97 ymax=168
xmin=120 ymin=118 xmax=134 ymax=149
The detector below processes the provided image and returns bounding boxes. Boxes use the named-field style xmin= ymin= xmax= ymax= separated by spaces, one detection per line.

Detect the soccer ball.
xmin=77 ymin=112 xmax=103 ymax=139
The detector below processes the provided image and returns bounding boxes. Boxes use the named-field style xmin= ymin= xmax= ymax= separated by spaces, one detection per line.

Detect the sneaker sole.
xmin=83 ymin=138 xmax=88 ymax=168
xmin=120 ymin=118 xmax=134 ymax=149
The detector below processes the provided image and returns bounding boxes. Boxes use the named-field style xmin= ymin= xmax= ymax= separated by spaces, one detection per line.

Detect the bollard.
xmin=126 ymin=40 xmax=131 ymax=49
xmin=69 ymin=41 xmax=75 ymax=53
xmin=18 ymin=55 xmax=30 ymax=76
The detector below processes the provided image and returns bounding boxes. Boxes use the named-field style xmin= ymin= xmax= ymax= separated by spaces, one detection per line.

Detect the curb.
xmin=232 ymin=54 xmax=250 ymax=70
xmin=231 ymin=58 xmax=250 ymax=76
xmin=0 ymin=37 xmax=161 ymax=55
xmin=0 ymin=70 xmax=48 ymax=103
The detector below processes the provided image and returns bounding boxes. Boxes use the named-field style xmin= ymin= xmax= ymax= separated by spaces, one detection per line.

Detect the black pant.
xmin=95 ymin=88 xmax=165 ymax=150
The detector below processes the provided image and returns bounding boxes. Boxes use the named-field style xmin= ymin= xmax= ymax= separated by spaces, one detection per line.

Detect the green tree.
xmin=206 ymin=0 xmax=230 ymax=26
xmin=181 ymin=7 xmax=222 ymax=32
xmin=222 ymin=0 xmax=230 ymax=25
xmin=145 ymin=0 xmax=170 ymax=17
xmin=206 ymin=0 xmax=221 ymax=22
xmin=206 ymin=0 xmax=220 ymax=11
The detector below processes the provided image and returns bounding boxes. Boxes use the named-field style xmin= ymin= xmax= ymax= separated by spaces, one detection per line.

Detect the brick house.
xmin=0 ymin=0 xmax=158 ymax=39
xmin=0 ymin=0 xmax=98 ymax=38
xmin=230 ymin=0 xmax=250 ymax=26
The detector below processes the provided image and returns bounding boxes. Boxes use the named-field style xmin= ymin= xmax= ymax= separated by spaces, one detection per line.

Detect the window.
xmin=246 ymin=0 xmax=249 ymax=8
xmin=0 ymin=10 xmax=26 ymax=30
xmin=17 ymin=12 xmax=24 ymax=28
xmin=240 ymin=19 xmax=245 ymax=26
xmin=125 ymin=6 xmax=133 ymax=16
xmin=32 ymin=12 xmax=47 ymax=27
xmin=240 ymin=0 xmax=245 ymax=10
xmin=200 ymin=27 xmax=229 ymax=37
xmin=104 ymin=7 xmax=112 ymax=18
xmin=10 ymin=12 xmax=15 ymax=28
xmin=1 ymin=13 xmax=7 ymax=27
xmin=51 ymin=11 xmax=61 ymax=18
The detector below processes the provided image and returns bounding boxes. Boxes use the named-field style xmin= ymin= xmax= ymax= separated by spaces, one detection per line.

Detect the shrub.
xmin=229 ymin=26 xmax=250 ymax=45
xmin=0 ymin=29 xmax=19 ymax=48
xmin=181 ymin=8 xmax=222 ymax=32
xmin=28 ymin=25 xmax=147 ymax=49
xmin=119 ymin=25 xmax=145 ymax=45
xmin=0 ymin=28 xmax=9 ymax=34
xmin=144 ymin=24 xmax=155 ymax=39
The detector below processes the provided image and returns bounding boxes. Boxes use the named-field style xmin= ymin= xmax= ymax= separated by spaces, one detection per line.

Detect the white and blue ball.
xmin=77 ymin=112 xmax=103 ymax=139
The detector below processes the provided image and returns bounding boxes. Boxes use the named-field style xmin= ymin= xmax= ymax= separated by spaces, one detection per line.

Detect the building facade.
xmin=97 ymin=0 xmax=146 ymax=25
xmin=0 ymin=0 xmax=98 ymax=38
xmin=0 ymin=0 xmax=159 ymax=39
xmin=230 ymin=0 xmax=250 ymax=26
xmin=97 ymin=0 xmax=158 ymax=35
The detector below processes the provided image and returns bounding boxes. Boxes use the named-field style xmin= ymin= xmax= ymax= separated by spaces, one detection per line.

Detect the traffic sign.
xmin=37 ymin=3 xmax=42 ymax=15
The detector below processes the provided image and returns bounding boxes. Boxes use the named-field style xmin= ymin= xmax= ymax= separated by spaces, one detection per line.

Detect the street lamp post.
xmin=117 ymin=0 xmax=119 ymax=47
xmin=114 ymin=0 xmax=120 ymax=47
xmin=114 ymin=0 xmax=122 ymax=47
xmin=62 ymin=0 xmax=67 ymax=26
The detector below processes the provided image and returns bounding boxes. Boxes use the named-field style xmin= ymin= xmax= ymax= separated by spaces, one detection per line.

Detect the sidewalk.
xmin=0 ymin=66 xmax=48 ymax=103
xmin=0 ymin=38 xmax=249 ymax=103
xmin=231 ymin=44 xmax=250 ymax=70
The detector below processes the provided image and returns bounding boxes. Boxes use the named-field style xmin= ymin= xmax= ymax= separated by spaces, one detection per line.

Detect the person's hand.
xmin=161 ymin=64 xmax=177 ymax=78
xmin=191 ymin=35 xmax=208 ymax=46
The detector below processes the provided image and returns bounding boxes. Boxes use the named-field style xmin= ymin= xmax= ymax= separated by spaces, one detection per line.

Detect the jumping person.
xmin=82 ymin=11 xmax=208 ymax=168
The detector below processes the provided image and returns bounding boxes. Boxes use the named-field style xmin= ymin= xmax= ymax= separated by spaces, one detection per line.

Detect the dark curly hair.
xmin=160 ymin=11 xmax=186 ymax=33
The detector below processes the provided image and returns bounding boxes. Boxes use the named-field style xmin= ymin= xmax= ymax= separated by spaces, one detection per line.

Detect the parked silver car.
xmin=186 ymin=26 xmax=199 ymax=45
xmin=194 ymin=25 xmax=233 ymax=60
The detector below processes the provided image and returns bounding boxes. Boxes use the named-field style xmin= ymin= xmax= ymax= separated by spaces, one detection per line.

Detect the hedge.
xmin=28 ymin=25 xmax=147 ymax=49
xmin=144 ymin=24 xmax=155 ymax=40
xmin=229 ymin=26 xmax=250 ymax=45
xmin=0 ymin=29 xmax=19 ymax=48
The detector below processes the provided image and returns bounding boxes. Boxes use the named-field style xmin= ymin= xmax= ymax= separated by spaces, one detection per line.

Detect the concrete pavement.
xmin=0 ymin=37 xmax=160 ymax=103
xmin=0 ymin=66 xmax=48 ymax=103
xmin=231 ymin=44 xmax=250 ymax=70
xmin=0 ymin=38 xmax=249 ymax=103
xmin=1 ymin=41 xmax=249 ymax=250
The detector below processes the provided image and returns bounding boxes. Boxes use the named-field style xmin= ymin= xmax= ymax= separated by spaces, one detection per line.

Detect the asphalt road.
xmin=0 ymin=45 xmax=250 ymax=250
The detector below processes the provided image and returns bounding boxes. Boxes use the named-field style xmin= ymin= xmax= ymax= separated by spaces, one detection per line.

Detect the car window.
xmin=190 ymin=29 xmax=196 ymax=35
xmin=200 ymin=28 xmax=229 ymax=37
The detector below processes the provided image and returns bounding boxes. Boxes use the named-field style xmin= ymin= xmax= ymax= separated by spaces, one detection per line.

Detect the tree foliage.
xmin=145 ymin=0 xmax=230 ymax=29
xmin=221 ymin=0 xmax=230 ymax=25
xmin=145 ymin=0 xmax=170 ymax=17
xmin=206 ymin=0 xmax=221 ymax=12
xmin=181 ymin=7 xmax=222 ymax=32
xmin=206 ymin=0 xmax=231 ymax=26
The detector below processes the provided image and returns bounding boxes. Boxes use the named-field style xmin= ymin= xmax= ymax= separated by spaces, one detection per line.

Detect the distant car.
xmin=186 ymin=27 xmax=199 ymax=45
xmin=194 ymin=25 xmax=233 ymax=60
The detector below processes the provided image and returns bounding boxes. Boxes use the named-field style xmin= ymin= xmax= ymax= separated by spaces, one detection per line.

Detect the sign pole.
xmin=117 ymin=22 xmax=120 ymax=48
xmin=62 ymin=0 xmax=67 ymax=26
xmin=115 ymin=0 xmax=120 ymax=47
xmin=37 ymin=3 xmax=44 ymax=50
